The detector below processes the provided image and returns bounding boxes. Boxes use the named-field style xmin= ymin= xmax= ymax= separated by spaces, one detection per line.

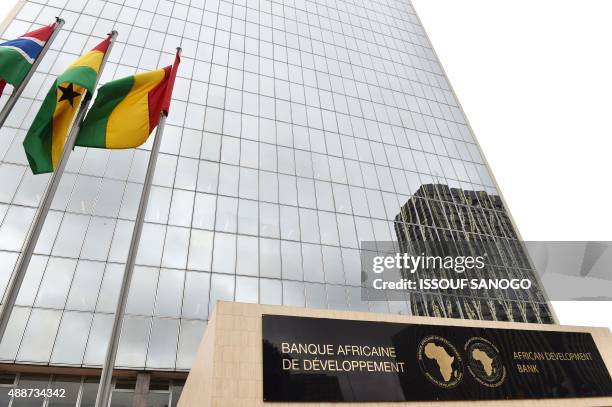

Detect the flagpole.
xmin=94 ymin=47 xmax=181 ymax=407
xmin=94 ymin=113 xmax=167 ymax=407
xmin=0 ymin=17 xmax=65 ymax=129
xmin=0 ymin=30 xmax=118 ymax=342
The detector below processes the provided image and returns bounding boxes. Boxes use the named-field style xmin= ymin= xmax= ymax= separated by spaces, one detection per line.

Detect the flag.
xmin=75 ymin=68 xmax=170 ymax=149
xmin=22 ymin=35 xmax=112 ymax=174
xmin=76 ymin=51 xmax=180 ymax=149
xmin=0 ymin=23 xmax=57 ymax=95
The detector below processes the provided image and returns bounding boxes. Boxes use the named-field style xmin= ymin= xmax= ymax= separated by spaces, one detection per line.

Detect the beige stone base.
xmin=178 ymin=301 xmax=612 ymax=407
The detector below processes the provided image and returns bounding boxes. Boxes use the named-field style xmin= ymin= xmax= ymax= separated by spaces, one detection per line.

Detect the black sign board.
xmin=262 ymin=315 xmax=612 ymax=402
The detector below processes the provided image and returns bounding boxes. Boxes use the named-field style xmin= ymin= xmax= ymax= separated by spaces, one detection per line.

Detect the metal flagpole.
xmin=0 ymin=17 xmax=65 ymax=129
xmin=94 ymin=112 xmax=167 ymax=407
xmin=94 ymin=47 xmax=181 ymax=407
xmin=0 ymin=30 xmax=118 ymax=342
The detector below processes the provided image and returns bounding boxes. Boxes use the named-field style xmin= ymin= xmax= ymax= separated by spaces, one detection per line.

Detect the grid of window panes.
xmin=0 ymin=0 xmax=553 ymax=372
xmin=0 ymin=373 xmax=183 ymax=407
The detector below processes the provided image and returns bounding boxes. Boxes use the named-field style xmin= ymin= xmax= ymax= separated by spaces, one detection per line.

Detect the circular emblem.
xmin=417 ymin=335 xmax=464 ymax=388
xmin=465 ymin=337 xmax=506 ymax=387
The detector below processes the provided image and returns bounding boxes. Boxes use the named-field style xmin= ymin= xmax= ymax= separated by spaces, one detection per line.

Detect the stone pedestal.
xmin=178 ymin=301 xmax=612 ymax=407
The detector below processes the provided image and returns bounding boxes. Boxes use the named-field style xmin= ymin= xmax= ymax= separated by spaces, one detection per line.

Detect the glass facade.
xmin=0 ymin=373 xmax=183 ymax=407
xmin=0 ymin=0 xmax=553 ymax=377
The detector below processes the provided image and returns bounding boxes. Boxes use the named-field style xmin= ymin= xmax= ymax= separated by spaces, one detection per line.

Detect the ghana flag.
xmin=22 ymin=34 xmax=112 ymax=174
xmin=0 ymin=22 xmax=57 ymax=95
xmin=76 ymin=51 xmax=180 ymax=149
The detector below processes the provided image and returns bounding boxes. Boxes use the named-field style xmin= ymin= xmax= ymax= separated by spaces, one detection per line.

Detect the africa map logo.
xmin=465 ymin=337 xmax=507 ymax=387
xmin=417 ymin=335 xmax=464 ymax=388
xmin=417 ymin=335 xmax=506 ymax=389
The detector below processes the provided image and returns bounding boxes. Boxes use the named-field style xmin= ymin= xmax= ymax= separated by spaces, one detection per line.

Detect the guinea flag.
xmin=0 ymin=22 xmax=57 ymax=94
xmin=76 ymin=51 xmax=180 ymax=149
xmin=22 ymin=34 xmax=112 ymax=174
xmin=76 ymin=68 xmax=170 ymax=149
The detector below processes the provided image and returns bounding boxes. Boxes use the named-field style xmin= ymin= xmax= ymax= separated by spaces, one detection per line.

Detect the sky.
xmin=412 ymin=0 xmax=612 ymax=328
xmin=0 ymin=2 xmax=16 ymax=24
xmin=0 ymin=0 xmax=610 ymax=328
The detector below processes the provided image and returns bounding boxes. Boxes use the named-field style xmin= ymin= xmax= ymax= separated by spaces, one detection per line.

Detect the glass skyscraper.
xmin=0 ymin=0 xmax=553 ymax=404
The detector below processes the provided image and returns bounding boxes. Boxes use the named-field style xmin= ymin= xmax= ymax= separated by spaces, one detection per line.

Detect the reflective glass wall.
xmin=0 ymin=373 xmax=184 ymax=407
xmin=0 ymin=0 xmax=553 ymax=372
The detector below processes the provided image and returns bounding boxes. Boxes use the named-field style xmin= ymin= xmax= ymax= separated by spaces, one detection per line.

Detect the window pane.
xmin=259 ymin=203 xmax=279 ymax=238
xmin=147 ymin=393 xmax=171 ymax=407
xmin=81 ymin=217 xmax=116 ymax=261
xmin=66 ymin=261 xmax=105 ymax=311
xmin=170 ymin=384 xmax=183 ymax=407
xmin=162 ymin=226 xmax=190 ymax=269
xmin=13 ymin=375 xmax=48 ymax=407
xmin=78 ymin=379 xmax=100 ymax=407
xmin=51 ymin=312 xmax=92 ymax=365
xmin=327 ymin=285 xmax=348 ymax=310
xmin=126 ymin=267 xmax=159 ymax=316
xmin=323 ymin=246 xmax=345 ymax=284
xmin=299 ymin=208 xmax=319 ymax=243
xmin=35 ymin=258 xmax=77 ymax=309
xmin=238 ymin=199 xmax=258 ymax=235
xmin=155 ymin=268 xmax=185 ymax=318
xmin=188 ymin=230 xmax=213 ymax=271
xmin=182 ymin=272 xmax=210 ymax=320
xmin=51 ymin=213 xmax=88 ymax=257
xmin=212 ymin=233 xmax=236 ymax=274
xmin=116 ymin=316 xmax=150 ymax=368
xmin=176 ymin=320 xmax=206 ymax=370
xmin=17 ymin=309 xmax=62 ymax=363
xmin=235 ymin=276 xmax=258 ymax=304
xmin=259 ymin=238 xmax=280 ymax=278
xmin=110 ymin=391 xmax=134 ymax=407
xmin=83 ymin=314 xmax=113 ymax=366
xmin=305 ymin=283 xmax=327 ymax=309
xmin=217 ymin=164 xmax=239 ymax=196
xmin=236 ymin=235 xmax=258 ymax=276
xmin=169 ymin=190 xmax=195 ymax=227
xmin=0 ymin=388 xmax=10 ymax=407
xmin=193 ymin=193 xmax=216 ymax=230
xmin=15 ymin=256 xmax=47 ymax=306
xmin=283 ymin=281 xmax=305 ymax=307
xmin=209 ymin=274 xmax=234 ymax=313
xmin=0 ymin=307 xmax=30 ymax=360
xmin=302 ymin=244 xmax=324 ymax=283
xmin=147 ymin=318 xmax=179 ymax=369
xmin=135 ymin=223 xmax=166 ymax=266
xmin=47 ymin=376 xmax=80 ymax=407
xmin=260 ymin=279 xmax=281 ymax=305
xmin=239 ymin=168 xmax=258 ymax=200
xmin=215 ymin=197 xmax=238 ymax=232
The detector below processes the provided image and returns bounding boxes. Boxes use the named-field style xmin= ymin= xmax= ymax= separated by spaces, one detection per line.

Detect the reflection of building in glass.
xmin=394 ymin=184 xmax=554 ymax=324
xmin=0 ymin=0 xmax=553 ymax=403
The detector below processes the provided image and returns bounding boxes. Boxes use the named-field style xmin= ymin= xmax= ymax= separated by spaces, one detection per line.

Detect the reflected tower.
xmin=394 ymin=184 xmax=554 ymax=323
